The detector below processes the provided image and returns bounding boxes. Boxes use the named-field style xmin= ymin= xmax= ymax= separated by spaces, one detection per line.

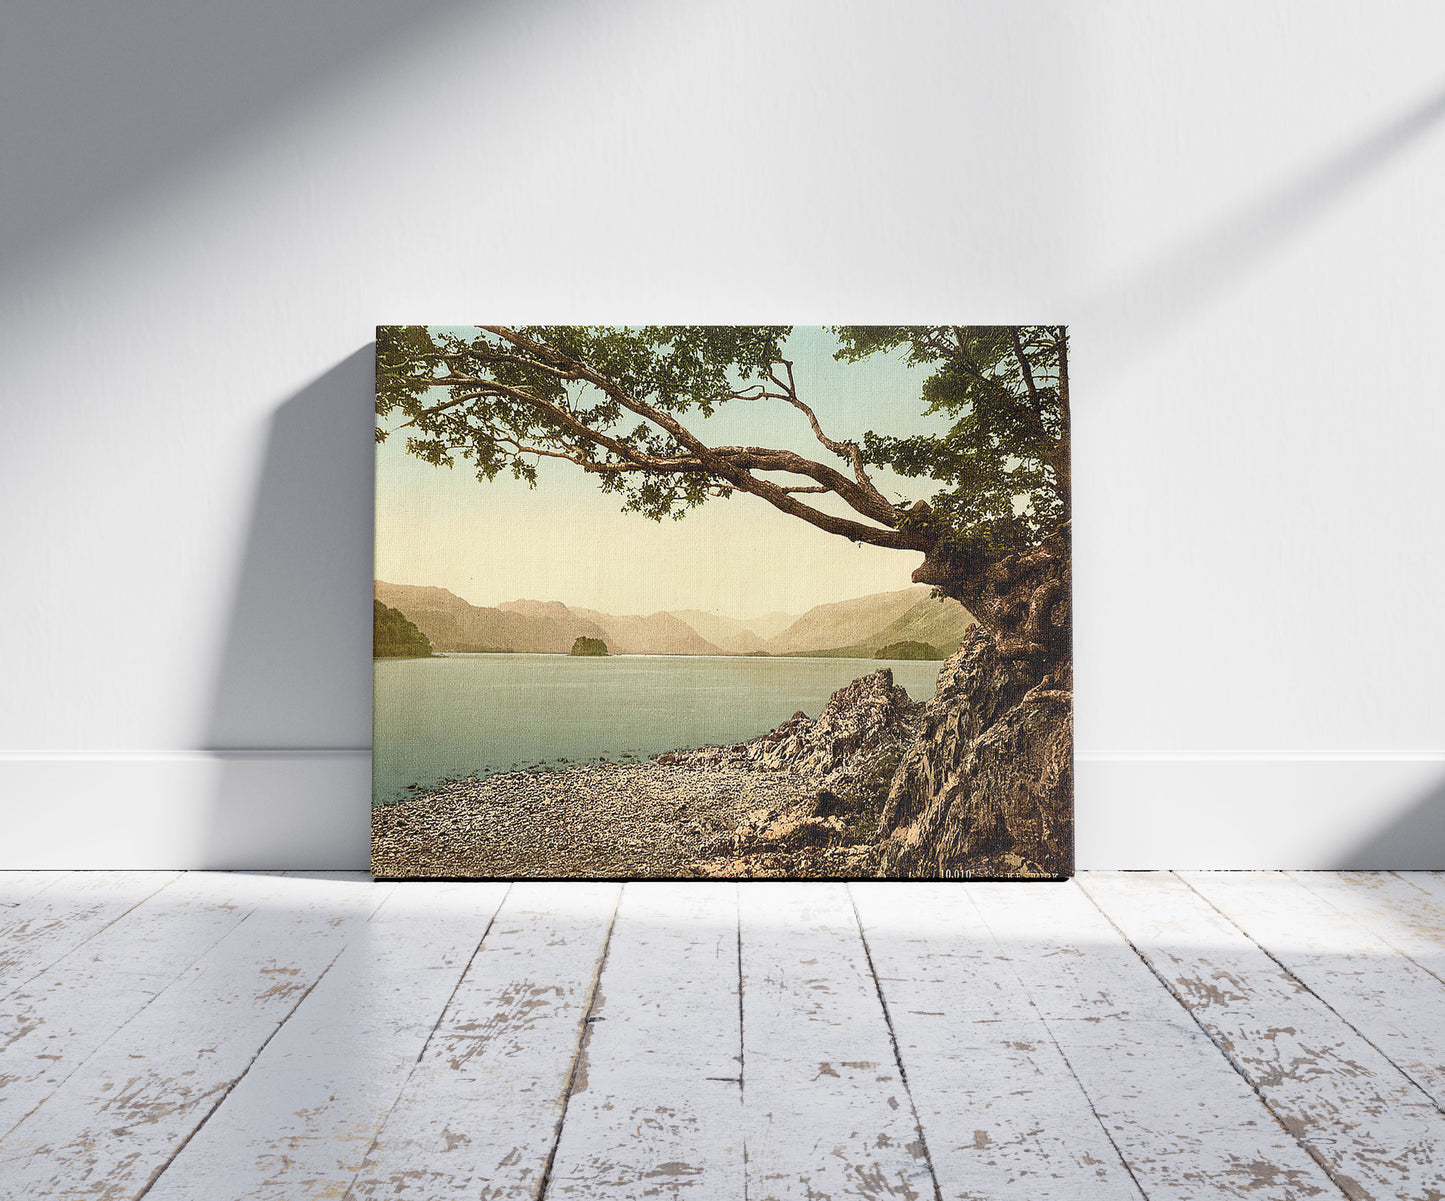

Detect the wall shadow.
xmin=1334 ymin=771 xmax=1445 ymax=870
xmin=1082 ymin=82 xmax=1445 ymax=369
xmin=201 ymin=348 xmax=375 ymax=868
xmin=0 ymin=0 xmax=473 ymax=280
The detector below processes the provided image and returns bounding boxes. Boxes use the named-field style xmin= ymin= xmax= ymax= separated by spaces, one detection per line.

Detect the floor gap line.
xmin=1078 ymin=874 xmax=1354 ymax=1200
xmin=1325 ymin=870 xmax=1445 ymax=991
xmin=535 ymin=884 xmax=624 ymax=1201
xmin=0 ymin=883 xmax=279 ymax=1145
xmin=0 ymin=870 xmax=69 ymax=908
xmin=735 ymin=882 xmax=748 ymax=1201
xmin=1387 ymin=869 xmax=1441 ymax=900
xmin=135 ymin=939 xmax=352 ymax=1199
xmin=965 ymin=885 xmax=1149 ymax=1201
xmin=339 ymin=881 xmax=513 ymax=1201
xmin=1280 ymin=872 xmax=1445 ymax=990
xmin=846 ymin=883 xmax=944 ymax=1201
xmin=1177 ymin=872 xmax=1445 ymax=1119
xmin=0 ymin=871 xmax=184 ymax=1007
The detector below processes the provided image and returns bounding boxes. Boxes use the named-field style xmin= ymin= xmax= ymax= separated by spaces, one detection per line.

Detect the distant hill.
xmin=748 ymin=612 xmax=802 ymax=642
xmin=373 ymin=600 xmax=432 ymax=658
xmin=375 ymin=582 xmax=723 ymax=655
xmin=669 ymin=610 xmax=772 ymax=654
xmin=864 ymin=593 xmax=977 ymax=655
xmin=375 ymin=581 xmax=974 ymax=659
xmin=765 ymin=587 xmax=926 ymax=654
xmin=874 ymin=639 xmax=944 ymax=661
xmin=374 ymin=582 xmax=582 ymax=653
xmin=503 ymin=600 xmax=723 ymax=656
xmin=767 ymin=588 xmax=975 ymax=658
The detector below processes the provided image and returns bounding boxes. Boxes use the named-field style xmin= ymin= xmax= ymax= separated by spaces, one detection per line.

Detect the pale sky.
xmin=374 ymin=327 xmax=949 ymax=618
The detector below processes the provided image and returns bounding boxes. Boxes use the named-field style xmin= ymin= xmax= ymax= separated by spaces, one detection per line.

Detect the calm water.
xmin=373 ymin=653 xmax=943 ymax=806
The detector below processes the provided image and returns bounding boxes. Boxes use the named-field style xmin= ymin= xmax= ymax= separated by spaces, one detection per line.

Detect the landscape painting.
xmin=373 ymin=326 xmax=1072 ymax=879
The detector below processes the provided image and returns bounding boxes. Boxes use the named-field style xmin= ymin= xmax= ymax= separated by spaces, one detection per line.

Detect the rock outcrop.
xmin=662 ymin=668 xmax=924 ymax=806
xmin=668 ymin=669 xmax=928 ymax=876
xmin=878 ymin=626 xmax=1072 ymax=878
xmin=675 ymin=638 xmax=1072 ymax=879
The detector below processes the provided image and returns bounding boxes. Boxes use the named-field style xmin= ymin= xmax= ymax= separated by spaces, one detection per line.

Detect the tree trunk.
xmin=878 ymin=532 xmax=1073 ymax=877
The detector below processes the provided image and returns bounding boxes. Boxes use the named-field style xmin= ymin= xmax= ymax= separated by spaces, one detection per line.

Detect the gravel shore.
xmin=371 ymin=761 xmax=817 ymax=879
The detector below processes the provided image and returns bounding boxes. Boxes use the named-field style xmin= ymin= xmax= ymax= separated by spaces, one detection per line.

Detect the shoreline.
xmin=371 ymin=760 xmax=822 ymax=879
xmin=372 ymin=667 xmax=932 ymax=880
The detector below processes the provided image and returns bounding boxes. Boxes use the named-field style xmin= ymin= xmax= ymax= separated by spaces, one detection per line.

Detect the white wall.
xmin=2 ymin=0 xmax=1442 ymax=869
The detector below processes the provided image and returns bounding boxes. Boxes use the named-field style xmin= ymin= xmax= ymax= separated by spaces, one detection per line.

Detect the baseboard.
xmin=0 ymin=751 xmax=1441 ymax=870
xmin=1076 ymin=752 xmax=1445 ymax=869
xmin=0 ymin=751 xmax=371 ymax=870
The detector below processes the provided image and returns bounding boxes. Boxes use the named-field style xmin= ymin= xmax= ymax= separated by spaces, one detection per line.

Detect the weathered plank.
xmin=0 ymin=871 xmax=67 ymax=908
xmin=142 ymin=880 xmax=509 ymax=1200
xmin=1084 ymin=871 xmax=1445 ymax=1199
xmin=15 ymin=869 xmax=1445 ymax=1201
xmin=1289 ymin=871 xmax=1445 ymax=981
xmin=739 ymin=882 xmax=937 ymax=1201
xmin=974 ymin=881 xmax=1341 ymax=1199
xmin=1395 ymin=872 xmax=1445 ymax=910
xmin=345 ymin=881 xmax=621 ymax=1199
xmin=851 ymin=882 xmax=1142 ymax=1200
xmin=0 ymin=871 xmax=181 ymax=1000
xmin=0 ymin=871 xmax=289 ymax=1140
xmin=1184 ymin=870 xmax=1445 ymax=1112
xmin=0 ymin=872 xmax=390 ymax=1198
xmin=543 ymin=882 xmax=744 ymax=1198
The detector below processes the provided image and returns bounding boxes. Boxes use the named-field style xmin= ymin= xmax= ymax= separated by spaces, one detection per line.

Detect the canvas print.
xmin=373 ymin=326 xmax=1071 ymax=879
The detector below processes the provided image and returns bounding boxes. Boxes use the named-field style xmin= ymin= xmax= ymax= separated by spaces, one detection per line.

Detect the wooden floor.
xmin=2 ymin=874 xmax=1445 ymax=1199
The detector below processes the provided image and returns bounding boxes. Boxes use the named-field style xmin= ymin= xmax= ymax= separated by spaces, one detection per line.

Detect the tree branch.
xmin=475 ymin=326 xmax=930 ymax=552
xmin=763 ymin=358 xmax=893 ymax=512
xmin=1010 ymin=328 xmax=1045 ymax=425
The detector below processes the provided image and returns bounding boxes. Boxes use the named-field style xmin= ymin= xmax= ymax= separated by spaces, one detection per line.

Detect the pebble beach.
xmin=371 ymin=760 xmax=816 ymax=878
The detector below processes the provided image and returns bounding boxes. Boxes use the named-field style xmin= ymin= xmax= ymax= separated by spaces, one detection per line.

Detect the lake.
xmin=373 ymin=653 xmax=944 ymax=806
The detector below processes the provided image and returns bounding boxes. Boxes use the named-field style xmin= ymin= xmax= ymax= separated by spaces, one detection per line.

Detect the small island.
xmin=569 ymin=636 xmax=609 ymax=656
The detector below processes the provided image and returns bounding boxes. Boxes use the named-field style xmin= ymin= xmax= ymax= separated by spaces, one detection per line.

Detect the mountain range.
xmin=374 ymin=581 xmax=975 ymax=659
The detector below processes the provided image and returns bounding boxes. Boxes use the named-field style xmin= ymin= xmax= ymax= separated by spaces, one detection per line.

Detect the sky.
xmin=374 ymin=327 xmax=950 ymax=618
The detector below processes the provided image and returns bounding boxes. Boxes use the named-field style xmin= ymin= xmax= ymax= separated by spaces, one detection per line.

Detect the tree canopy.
xmin=376 ymin=325 xmax=1069 ymax=626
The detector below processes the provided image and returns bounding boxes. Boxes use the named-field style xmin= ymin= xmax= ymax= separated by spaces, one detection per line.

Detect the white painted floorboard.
xmin=346 ymin=881 xmax=621 ymax=1199
xmin=143 ymin=880 xmax=509 ymax=1200
xmin=1 ymin=872 xmax=1444 ymax=1200
xmin=975 ymin=881 xmax=1341 ymax=1200
xmin=739 ymin=883 xmax=936 ymax=1200
xmin=544 ymin=882 xmax=743 ymax=1199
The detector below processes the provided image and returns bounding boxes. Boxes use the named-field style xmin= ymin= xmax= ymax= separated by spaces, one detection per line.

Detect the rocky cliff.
xmin=677 ymin=638 xmax=1072 ymax=878
xmin=878 ymin=627 xmax=1072 ymax=878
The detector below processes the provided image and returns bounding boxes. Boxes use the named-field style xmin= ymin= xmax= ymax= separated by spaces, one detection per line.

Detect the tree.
xmin=377 ymin=325 xmax=1072 ymax=875
xmin=374 ymin=599 xmax=433 ymax=659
